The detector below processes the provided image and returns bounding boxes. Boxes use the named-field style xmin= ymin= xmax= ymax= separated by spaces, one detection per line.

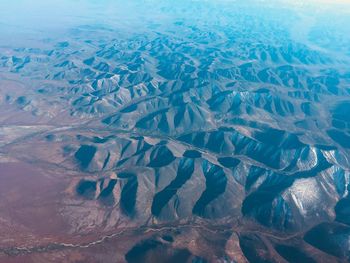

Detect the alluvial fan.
xmin=0 ymin=0 xmax=350 ymax=262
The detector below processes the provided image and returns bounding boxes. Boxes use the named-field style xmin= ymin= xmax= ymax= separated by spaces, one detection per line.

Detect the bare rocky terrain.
xmin=0 ymin=0 xmax=350 ymax=262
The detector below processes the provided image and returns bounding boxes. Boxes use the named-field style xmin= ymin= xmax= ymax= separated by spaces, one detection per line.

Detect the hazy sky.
xmin=0 ymin=0 xmax=349 ymax=46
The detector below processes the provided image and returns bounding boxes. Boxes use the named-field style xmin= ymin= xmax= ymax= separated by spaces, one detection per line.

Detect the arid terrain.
xmin=0 ymin=0 xmax=350 ymax=262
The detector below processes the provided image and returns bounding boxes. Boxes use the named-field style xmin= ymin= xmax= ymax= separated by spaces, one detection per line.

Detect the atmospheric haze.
xmin=0 ymin=0 xmax=350 ymax=262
